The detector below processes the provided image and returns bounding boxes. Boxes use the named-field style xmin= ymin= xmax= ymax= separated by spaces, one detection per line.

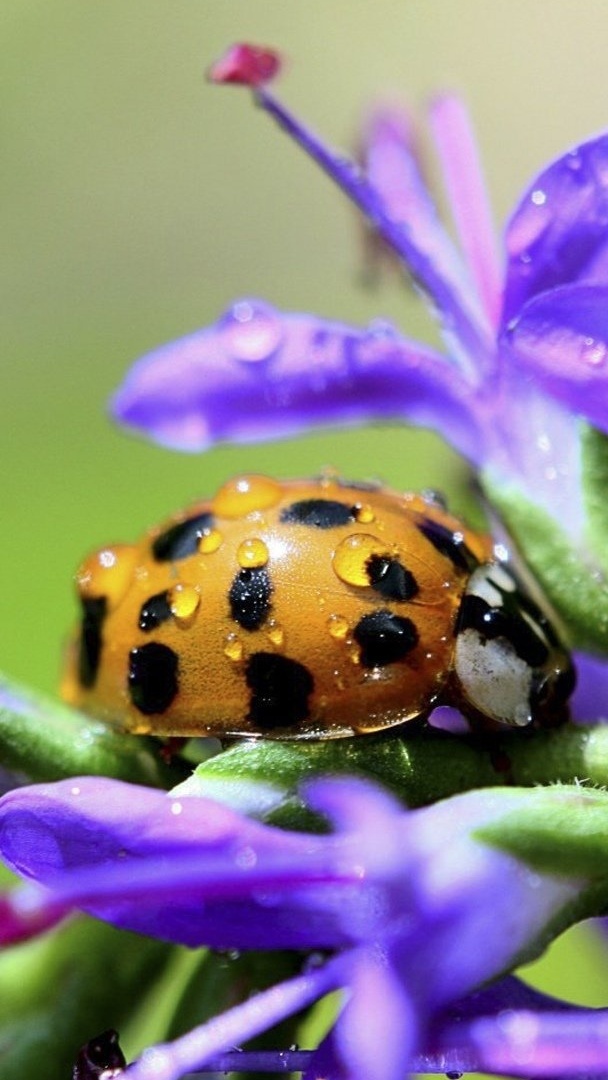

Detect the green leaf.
xmin=477 ymin=784 xmax=608 ymax=886
xmin=175 ymin=724 xmax=608 ymax=827
xmin=482 ymin=471 xmax=608 ymax=653
xmin=0 ymin=675 xmax=187 ymax=788
xmin=581 ymin=422 xmax=608 ymax=576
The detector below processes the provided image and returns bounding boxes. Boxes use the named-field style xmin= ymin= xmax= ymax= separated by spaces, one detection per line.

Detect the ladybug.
xmin=61 ymin=474 xmax=574 ymax=739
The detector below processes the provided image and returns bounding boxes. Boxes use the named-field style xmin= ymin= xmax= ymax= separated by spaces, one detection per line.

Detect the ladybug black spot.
xmin=138 ymin=591 xmax=173 ymax=632
xmin=229 ymin=567 xmax=272 ymax=631
xmin=78 ymin=597 xmax=107 ymax=689
xmin=128 ymin=642 xmax=179 ymax=715
xmin=246 ymin=652 xmax=314 ymax=729
xmin=354 ymin=609 xmax=419 ymax=667
xmin=457 ymin=594 xmax=549 ymax=667
xmin=417 ymin=519 xmax=478 ymax=573
xmin=280 ymin=498 xmax=355 ymax=529
xmin=152 ymin=511 xmax=215 ymax=561
xmin=365 ymin=554 xmax=419 ymax=601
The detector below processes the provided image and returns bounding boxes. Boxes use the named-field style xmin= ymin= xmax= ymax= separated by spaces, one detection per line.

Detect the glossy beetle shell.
xmin=61 ymin=474 xmax=573 ymax=739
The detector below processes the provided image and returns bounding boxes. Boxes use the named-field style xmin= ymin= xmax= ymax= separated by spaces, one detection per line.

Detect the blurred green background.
xmin=3 ymin=0 xmax=608 ymax=1021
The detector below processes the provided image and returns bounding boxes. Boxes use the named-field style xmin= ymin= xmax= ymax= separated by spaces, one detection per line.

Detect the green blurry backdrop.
xmin=3 ymin=0 xmax=608 ymax=1018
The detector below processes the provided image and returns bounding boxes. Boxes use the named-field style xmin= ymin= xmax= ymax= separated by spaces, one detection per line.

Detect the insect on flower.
xmin=61 ymin=473 xmax=574 ymax=739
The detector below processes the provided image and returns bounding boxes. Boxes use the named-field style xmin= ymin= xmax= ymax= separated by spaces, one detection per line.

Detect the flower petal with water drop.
xmin=112 ymin=300 xmax=484 ymax=461
xmin=503 ymin=283 xmax=608 ymax=434
xmin=503 ymin=132 xmax=608 ymax=324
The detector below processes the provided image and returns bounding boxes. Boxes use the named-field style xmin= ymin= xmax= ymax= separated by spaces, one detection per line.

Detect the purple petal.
xmin=571 ymin=650 xmax=608 ymax=721
xmin=256 ymin=85 xmax=493 ymax=368
xmin=429 ymin=94 xmax=502 ymax=330
xmin=504 ymin=283 xmax=608 ymax=433
xmin=363 ymin=106 xmax=487 ymax=337
xmin=333 ymin=951 xmax=416 ymax=1080
xmin=0 ymin=777 xmax=358 ymax=949
xmin=112 ymin=301 xmax=484 ymax=462
xmin=437 ymin=1005 xmax=608 ymax=1077
xmin=423 ymin=977 xmax=608 ymax=1077
xmin=126 ymin=958 xmax=343 ymax=1080
xmin=0 ymin=889 xmax=67 ymax=945
xmin=503 ymin=132 xmax=608 ymax=325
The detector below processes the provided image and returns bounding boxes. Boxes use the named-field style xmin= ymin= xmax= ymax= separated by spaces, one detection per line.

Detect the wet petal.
xmin=0 ymin=776 xmax=356 ymax=949
xmin=438 ymin=1003 xmax=608 ymax=1077
xmin=112 ymin=301 xmax=484 ymax=461
xmin=127 ymin=959 xmax=343 ymax=1080
xmin=252 ymin=79 xmax=494 ymax=369
xmin=363 ymin=106 xmax=487 ymax=337
xmin=0 ymin=889 xmax=67 ymax=945
xmin=504 ymin=283 xmax=608 ymax=433
xmin=503 ymin=133 xmax=608 ymax=324
xmin=333 ymin=951 xmax=416 ymax=1080
xmin=571 ymin=650 xmax=608 ymax=722
xmin=429 ymin=94 xmax=501 ymax=329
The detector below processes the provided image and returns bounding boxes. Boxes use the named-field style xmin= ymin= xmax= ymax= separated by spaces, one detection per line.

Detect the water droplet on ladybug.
xmin=327 ymin=613 xmax=349 ymax=640
xmin=332 ymin=533 xmax=388 ymax=587
xmin=224 ymin=633 xmax=243 ymax=662
xmin=199 ymin=528 xmax=223 ymax=554
xmin=76 ymin=544 xmax=137 ymax=606
xmin=220 ymin=300 xmax=284 ymax=362
xmin=353 ymin=502 xmax=375 ymax=524
xmin=237 ymin=537 xmax=270 ymax=569
xmin=169 ymin=583 xmax=200 ymax=622
xmin=267 ymin=619 xmax=284 ymax=647
xmin=213 ymin=474 xmax=283 ymax=518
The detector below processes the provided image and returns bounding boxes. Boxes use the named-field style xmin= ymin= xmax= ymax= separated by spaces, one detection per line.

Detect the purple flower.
xmin=112 ymin=49 xmax=602 ymax=518
xmin=109 ymin=46 xmax=608 ymax=665
xmin=2 ymin=774 xmax=608 ymax=1079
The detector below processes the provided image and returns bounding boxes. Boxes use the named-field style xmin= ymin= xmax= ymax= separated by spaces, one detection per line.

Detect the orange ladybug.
xmin=61 ymin=474 xmax=574 ymax=739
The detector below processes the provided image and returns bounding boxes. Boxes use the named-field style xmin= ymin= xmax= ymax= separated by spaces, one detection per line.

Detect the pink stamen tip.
xmin=208 ymin=44 xmax=282 ymax=88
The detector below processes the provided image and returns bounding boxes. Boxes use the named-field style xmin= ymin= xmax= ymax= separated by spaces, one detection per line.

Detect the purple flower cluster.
xmin=2 ymin=775 xmax=608 ymax=1080
xmin=3 ymin=41 xmax=608 ymax=1080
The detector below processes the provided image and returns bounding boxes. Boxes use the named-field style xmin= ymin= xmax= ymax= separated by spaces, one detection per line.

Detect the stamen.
xmin=209 ymin=44 xmax=494 ymax=377
xmin=207 ymin=43 xmax=281 ymax=87
xmin=126 ymin=958 xmax=344 ymax=1080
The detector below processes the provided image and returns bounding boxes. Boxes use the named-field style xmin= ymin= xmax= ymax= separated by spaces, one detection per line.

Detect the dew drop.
xmin=224 ymin=633 xmax=243 ymax=662
xmin=267 ymin=619 xmax=284 ymax=647
xmin=235 ymin=845 xmax=257 ymax=869
xmin=170 ymin=801 xmax=183 ymax=815
xmin=169 ymin=583 xmax=200 ymax=622
xmin=76 ymin=544 xmax=137 ymax=604
xmin=213 ymin=474 xmax=283 ymax=518
xmin=333 ymin=533 xmax=389 ymax=587
xmin=353 ymin=502 xmax=375 ymax=524
xmin=327 ymin=613 xmax=349 ymax=640
xmin=237 ymin=537 xmax=269 ymax=569
xmin=365 ymin=318 xmax=399 ymax=340
xmin=198 ymin=528 xmax=223 ymax=554
xmin=531 ymin=188 xmax=547 ymax=206
xmin=580 ymin=336 xmax=607 ymax=367
xmin=220 ymin=300 xmax=284 ymax=362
